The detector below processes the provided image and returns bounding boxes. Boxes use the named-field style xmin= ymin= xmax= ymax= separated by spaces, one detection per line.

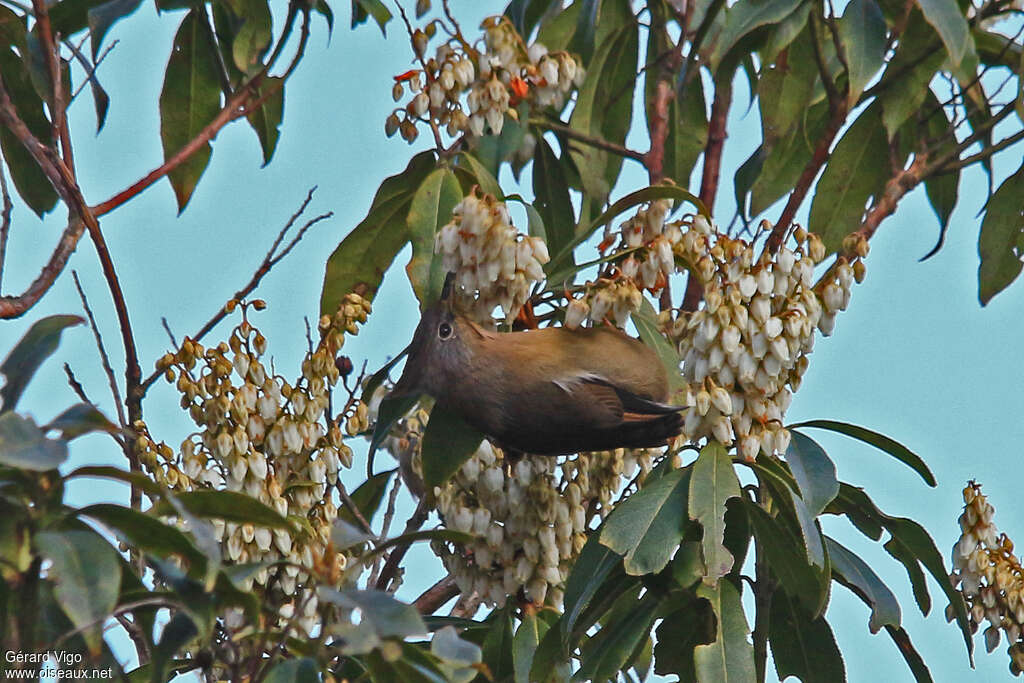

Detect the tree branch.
xmin=374 ymin=500 xmax=429 ymax=592
xmin=0 ymin=164 xmax=11 ymax=293
xmin=414 ymin=576 xmax=460 ymax=615
xmin=31 ymin=0 xmax=74 ymax=173
xmin=530 ymin=117 xmax=647 ymax=162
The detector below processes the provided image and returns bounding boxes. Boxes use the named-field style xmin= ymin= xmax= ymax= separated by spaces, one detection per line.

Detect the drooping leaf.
xmin=406 ymin=167 xmax=463 ymax=306
xmin=65 ymin=464 xmax=163 ymax=498
xmin=351 ymin=0 xmax=391 ymax=36
xmin=79 ymin=503 xmax=206 ymax=567
xmin=884 ymin=624 xmax=935 ymax=683
xmin=916 ymin=0 xmax=971 ymax=67
xmin=653 ymin=594 xmax=715 ymax=680
xmin=0 ymin=412 xmax=68 ymax=470
xmin=230 ymin=0 xmax=272 ymax=73
xmin=757 ymin=24 xmax=818 ymax=146
xmin=338 ymin=468 xmax=396 ymax=527
xmin=784 ymin=431 xmax=839 ymax=517
xmin=600 ymin=468 xmax=690 ymax=575
xmin=420 ymin=404 xmax=484 ymax=492
xmin=693 ymin=580 xmax=756 ymax=683
xmin=0 ymin=48 xmax=57 ymax=215
xmin=532 ymin=136 xmax=575 ymax=261
xmin=318 ymin=587 xmax=427 ymax=638
xmin=808 ymin=103 xmax=889 ymax=254
xmin=826 ymin=536 xmax=901 ymax=633
xmin=87 ymin=0 xmax=142 ymax=60
xmin=149 ymin=612 xmax=198 ymax=683
xmin=479 ymin=608 xmax=514 ymax=682
xmin=246 ymin=76 xmax=285 ymax=165
xmin=1 ymin=315 xmax=83 ymax=412
xmin=920 ymin=95 xmax=959 ymax=259
xmin=159 ymin=9 xmax=223 ymax=212
xmin=977 ymin=161 xmax=1024 ymax=305
xmin=320 ymin=151 xmax=436 ymax=315
xmin=769 ymin=588 xmax=846 ymax=683
xmin=689 ymin=442 xmax=742 ymax=583
xmin=877 ymin=15 xmax=947 ymax=140
xmin=837 ymin=0 xmax=887 ymax=105
xmin=577 ymin=589 xmax=662 ymax=682
xmin=456 ymin=151 xmax=502 ymax=199
xmin=633 ymin=298 xmax=685 ymax=395
xmin=44 ymin=403 xmax=119 ymax=439
xmin=788 ymin=419 xmax=935 ymax=486
xmin=36 ymin=530 xmax=122 ymax=655
xmin=707 ymin=0 xmax=804 ymax=72
xmin=563 ymin=531 xmax=627 ymax=639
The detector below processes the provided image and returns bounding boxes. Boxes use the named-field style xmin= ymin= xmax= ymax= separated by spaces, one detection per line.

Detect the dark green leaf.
xmin=87 ymin=0 xmax=142 ymax=60
xmin=653 ymin=595 xmax=715 ymax=680
xmin=470 ymin=112 xmax=525 ymax=180
xmin=481 ymin=607 xmax=514 ymax=681
xmin=44 ymin=402 xmax=118 ymax=439
xmin=514 ymin=610 xmax=550 ymax=683
xmin=978 ymin=161 xmax=1024 ymax=305
xmin=838 ymin=0 xmax=887 ymax=105
xmin=568 ymin=0 xmax=598 ymax=63
xmin=338 ymin=468 xmax=396 ymax=527
xmin=693 ymin=580 xmax=756 ymax=683
xmin=877 ymin=16 xmax=947 ymax=139
xmin=149 ymin=612 xmax=198 ymax=683
xmin=505 ymin=0 xmax=558 ymax=39
xmin=577 ymin=590 xmax=661 ymax=682
xmin=0 ymin=412 xmax=68 ymax=470
xmin=1 ymin=314 xmax=82 ymax=412
xmin=159 ymin=9 xmax=223 ymax=211
xmin=506 ymin=194 xmax=547 ymax=242
xmin=733 ymin=147 xmax=765 ymax=225
xmin=769 ymin=588 xmax=846 ymax=683
xmin=65 ymin=464 xmax=163 ymax=498
xmin=535 ymin=1 xmax=579 ymax=51
xmin=153 ymin=490 xmax=292 ymax=529
xmin=246 ymin=76 xmax=284 ymax=165
xmin=314 ymin=0 xmax=334 ymax=35
xmin=563 ymin=531 xmax=626 ymax=638
xmin=760 ymin=2 xmax=811 ymax=62
xmin=532 ymin=136 xmax=575 ymax=260
xmin=808 ymin=104 xmax=889 ymax=254
xmin=36 ymin=529 xmax=122 ymax=654
xmin=367 ymin=393 xmax=419 ymax=462
xmin=788 ymin=419 xmax=936 ymax=486
xmin=916 ymin=0 xmax=971 ymax=66
xmin=757 ymin=24 xmax=817 ymax=145
xmin=600 ymin=468 xmax=690 ymax=575
xmin=263 ymin=658 xmax=319 ymax=683
xmin=826 ymin=536 xmax=901 ymax=633
xmin=406 ymin=167 xmax=463 ymax=306
xmin=0 ymin=50 xmax=57 ymax=215
xmin=750 ymin=100 xmax=828 ymax=216
xmin=633 ymin=298 xmax=685 ymax=396
xmin=420 ymin=404 xmax=484 ymax=492
xmin=708 ymin=0 xmax=803 ymax=72
xmin=921 ymin=101 xmax=959 ymax=258
xmin=353 ymin=0 xmax=391 ymax=36
xmin=456 ymin=151 xmax=502 ymax=199
xmin=320 ymin=152 xmax=436 ymax=315
xmin=884 ymin=624 xmax=935 ymax=683
xmin=785 ymin=431 xmax=839 ymax=517
xmin=79 ymin=503 xmax=206 ymax=566
xmin=689 ymin=442 xmax=742 ymax=583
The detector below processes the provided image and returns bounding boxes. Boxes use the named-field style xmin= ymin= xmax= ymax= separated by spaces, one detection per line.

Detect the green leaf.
xmin=708 ymin=0 xmax=804 ymax=72
xmin=79 ymin=503 xmax=206 ymax=566
xmin=838 ymin=0 xmax=887 ymax=105
xmin=653 ymin=594 xmax=715 ymax=680
xmin=0 ymin=412 xmax=68 ymax=470
xmin=826 ymin=536 xmax=901 ymax=633
xmin=884 ymin=625 xmax=935 ymax=683
xmin=768 ymin=588 xmax=845 ymax=683
xmin=877 ymin=16 xmax=947 ymax=140
xmin=246 ymin=76 xmax=284 ymax=165
xmin=314 ymin=0 xmax=334 ymax=35
xmin=36 ymin=530 xmax=122 ymax=655
xmin=689 ymin=442 xmax=742 ymax=583
xmin=366 ymin=393 xmax=419 ymax=461
xmin=921 ymin=101 xmax=959 ymax=257
xmin=514 ymin=610 xmax=550 ymax=683
xmin=916 ymin=0 xmax=971 ymax=66
xmin=65 ymin=464 xmax=163 ymax=498
xmin=153 ymin=490 xmax=292 ymax=529
xmin=808 ymin=104 xmax=889 ymax=254
xmin=506 ymin=194 xmax=547 ymax=242
xmin=750 ymin=101 xmax=828 ymax=216
xmin=419 ymin=404 xmax=484 ymax=492
xmin=757 ymin=24 xmax=817 ymax=146
xmin=331 ymin=518 xmax=373 ymax=549
xmin=978 ymin=161 xmax=1024 ymax=305
xmin=352 ymin=0 xmax=392 ymax=36
xmin=149 ymin=612 xmax=198 ymax=683
xmin=633 ymin=298 xmax=685 ymax=396
xmin=456 ymin=152 xmax=502 ymax=199
xmin=263 ymin=658 xmax=319 ymax=683
xmin=745 ymin=501 xmax=829 ymax=616
xmin=600 ymin=468 xmax=690 ymax=575
xmin=563 ymin=531 xmax=627 ymax=638
xmin=338 ymin=468 xmax=396 ymax=527
xmin=231 ymin=0 xmax=272 ymax=73
xmin=760 ymin=2 xmax=811 ymax=62
xmin=784 ymin=431 xmax=839 ymax=517
xmin=318 ymin=587 xmax=427 ymax=638
xmin=532 ymin=136 xmax=575 ymax=261
xmin=788 ymin=419 xmax=935 ymax=486
xmin=44 ymin=403 xmax=119 ymax=439
xmin=577 ymin=590 xmax=661 ymax=682
xmin=406 ymin=168 xmax=463 ymax=306
xmin=470 ymin=112 xmax=526 ymax=180
xmin=159 ymin=9 xmax=223 ymax=212
xmin=320 ymin=151 xmax=436 ymax=315
xmin=0 ymin=314 xmax=83 ymax=412
xmin=87 ymin=0 xmax=142 ymax=60
xmin=0 ymin=117 xmax=61 ymax=173
xmin=480 ymin=608 xmax=514 ymax=682
xmin=693 ymin=580 xmax=756 ymax=683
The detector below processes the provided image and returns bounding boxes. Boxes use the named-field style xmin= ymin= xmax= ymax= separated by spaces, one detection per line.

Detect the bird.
xmin=391 ymin=274 xmax=683 ymax=456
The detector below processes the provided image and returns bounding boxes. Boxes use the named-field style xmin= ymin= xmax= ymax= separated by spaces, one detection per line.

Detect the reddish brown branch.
xmin=0 ymin=165 xmax=12 ymax=292
xmin=31 ymin=0 xmax=74 ymax=174
xmin=414 ymin=576 xmax=460 ymax=614
xmin=855 ymin=155 xmax=928 ymax=243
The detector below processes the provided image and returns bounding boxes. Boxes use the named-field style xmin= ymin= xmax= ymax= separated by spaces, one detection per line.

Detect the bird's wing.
xmin=550 ymin=373 xmax=683 ymax=429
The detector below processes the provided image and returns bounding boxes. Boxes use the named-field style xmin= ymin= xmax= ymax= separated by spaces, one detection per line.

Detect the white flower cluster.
xmin=142 ymin=295 xmax=371 ymax=633
xmin=387 ymin=15 xmax=583 ymax=143
xmin=436 ymin=189 xmax=550 ymax=322
xmin=564 ymin=199 xmax=679 ymax=330
xmin=432 ymin=444 xmax=657 ymax=611
xmin=949 ymin=482 xmax=1024 ymax=671
xmin=657 ymin=219 xmax=867 ymax=460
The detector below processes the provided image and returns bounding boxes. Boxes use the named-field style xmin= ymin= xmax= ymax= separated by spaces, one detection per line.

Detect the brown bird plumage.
xmin=392 ymin=276 xmax=682 ymax=456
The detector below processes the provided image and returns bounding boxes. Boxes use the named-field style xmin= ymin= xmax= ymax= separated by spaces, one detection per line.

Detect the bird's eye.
xmin=438 ymin=322 xmax=453 ymax=339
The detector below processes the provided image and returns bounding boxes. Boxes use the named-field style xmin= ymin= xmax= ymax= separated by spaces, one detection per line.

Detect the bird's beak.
xmin=390 ymin=343 xmax=421 ymax=398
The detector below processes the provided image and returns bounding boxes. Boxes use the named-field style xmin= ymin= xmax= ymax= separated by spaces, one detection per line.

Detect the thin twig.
xmin=531 ymin=117 xmax=647 ymax=162
xmin=375 ymin=499 xmax=429 ymax=592
xmin=114 ymin=613 xmax=151 ymax=666
xmin=63 ymin=363 xmax=93 ymax=404
xmin=50 ymin=597 xmax=177 ymax=650
xmin=161 ymin=317 xmax=179 ymax=348
xmin=337 ymin=480 xmax=377 ymax=539
xmin=67 ymin=38 xmax=119 ymax=103
xmin=71 ymin=270 xmax=128 ymax=430
xmin=368 ymin=474 xmax=403 ymax=588
xmin=139 ymin=190 xmax=332 ymax=394
xmin=0 ymin=164 xmax=11 ymax=293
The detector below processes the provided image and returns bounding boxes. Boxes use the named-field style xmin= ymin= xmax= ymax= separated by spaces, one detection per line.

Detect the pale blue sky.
xmin=2 ymin=2 xmax=1022 ymax=681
